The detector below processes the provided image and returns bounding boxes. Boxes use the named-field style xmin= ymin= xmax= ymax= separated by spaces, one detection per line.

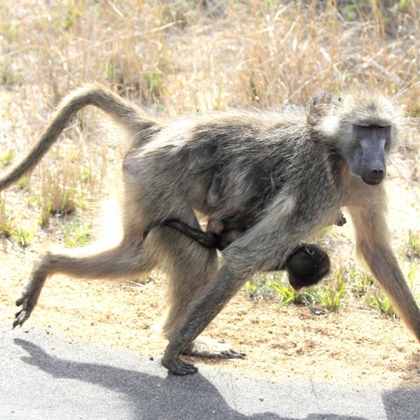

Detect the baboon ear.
xmin=304 ymin=246 xmax=315 ymax=256
xmin=307 ymin=91 xmax=335 ymax=125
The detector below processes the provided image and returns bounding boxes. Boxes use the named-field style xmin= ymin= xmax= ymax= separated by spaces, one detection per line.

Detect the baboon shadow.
xmin=382 ymin=352 xmax=420 ymax=420
xmin=14 ymin=338 xmax=365 ymax=420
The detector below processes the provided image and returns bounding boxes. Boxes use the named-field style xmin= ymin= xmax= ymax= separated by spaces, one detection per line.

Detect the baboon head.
xmin=311 ymin=86 xmax=403 ymax=186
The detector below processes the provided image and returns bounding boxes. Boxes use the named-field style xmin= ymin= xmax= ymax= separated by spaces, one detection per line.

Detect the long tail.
xmin=0 ymin=83 xmax=158 ymax=191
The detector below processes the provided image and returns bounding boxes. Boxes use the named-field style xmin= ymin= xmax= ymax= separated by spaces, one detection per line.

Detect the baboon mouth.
xmin=361 ymin=177 xmax=384 ymax=186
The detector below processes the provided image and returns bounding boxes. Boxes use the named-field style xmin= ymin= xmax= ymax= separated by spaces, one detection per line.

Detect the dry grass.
xmin=0 ymin=0 xmax=420 ymax=311
xmin=2 ymin=1 xmax=420 ymax=109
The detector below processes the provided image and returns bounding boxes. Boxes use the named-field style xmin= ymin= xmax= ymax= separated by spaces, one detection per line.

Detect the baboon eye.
xmin=354 ymin=124 xmax=389 ymax=130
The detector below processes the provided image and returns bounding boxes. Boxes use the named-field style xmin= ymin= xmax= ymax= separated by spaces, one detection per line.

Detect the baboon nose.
xmin=372 ymin=168 xmax=384 ymax=175
xmin=362 ymin=166 xmax=385 ymax=185
xmin=370 ymin=168 xmax=385 ymax=181
xmin=370 ymin=165 xmax=385 ymax=180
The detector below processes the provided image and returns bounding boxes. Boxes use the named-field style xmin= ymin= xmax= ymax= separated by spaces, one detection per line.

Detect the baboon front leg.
xmin=348 ymin=203 xmax=420 ymax=341
xmin=162 ymin=265 xmax=245 ymax=375
xmin=13 ymin=239 xmax=156 ymax=328
xmin=151 ymin=224 xmax=244 ymax=360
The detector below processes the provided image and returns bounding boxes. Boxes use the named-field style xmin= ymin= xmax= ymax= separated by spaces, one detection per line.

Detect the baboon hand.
xmin=13 ymin=291 xmax=38 ymax=328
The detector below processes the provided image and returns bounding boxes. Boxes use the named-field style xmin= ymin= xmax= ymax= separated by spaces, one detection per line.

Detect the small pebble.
xmin=310 ymin=308 xmax=326 ymax=316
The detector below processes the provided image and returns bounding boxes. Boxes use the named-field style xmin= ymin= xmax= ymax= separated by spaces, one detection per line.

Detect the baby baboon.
xmin=143 ymin=218 xmax=331 ymax=290
xmin=142 ymin=217 xmax=244 ymax=251
xmin=2 ymin=84 xmax=420 ymax=376
xmin=284 ymin=244 xmax=330 ymax=290
xmin=143 ymin=211 xmax=347 ymax=251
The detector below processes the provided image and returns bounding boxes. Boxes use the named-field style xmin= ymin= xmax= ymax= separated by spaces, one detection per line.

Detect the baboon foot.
xmin=161 ymin=343 xmax=199 ymax=375
xmin=161 ymin=357 xmax=199 ymax=376
xmin=182 ymin=336 xmax=246 ymax=359
xmin=13 ymin=287 xmax=40 ymax=328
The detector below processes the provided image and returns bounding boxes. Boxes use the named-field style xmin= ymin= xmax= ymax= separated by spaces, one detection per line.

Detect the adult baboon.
xmin=2 ymin=84 xmax=420 ymax=376
xmin=143 ymin=218 xmax=331 ymax=290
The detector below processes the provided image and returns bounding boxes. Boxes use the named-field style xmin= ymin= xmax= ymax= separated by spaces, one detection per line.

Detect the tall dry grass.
xmin=2 ymin=1 xmax=420 ymax=111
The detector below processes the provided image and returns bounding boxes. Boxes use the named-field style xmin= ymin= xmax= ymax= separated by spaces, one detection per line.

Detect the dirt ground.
xmin=1 ymin=241 xmax=420 ymax=390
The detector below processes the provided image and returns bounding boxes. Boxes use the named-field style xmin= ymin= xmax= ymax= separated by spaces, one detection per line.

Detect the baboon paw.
xmin=218 ymin=349 xmax=246 ymax=359
xmin=183 ymin=337 xmax=246 ymax=359
xmin=12 ymin=295 xmax=36 ymax=328
xmin=13 ymin=308 xmax=29 ymax=328
xmin=162 ymin=357 xmax=198 ymax=376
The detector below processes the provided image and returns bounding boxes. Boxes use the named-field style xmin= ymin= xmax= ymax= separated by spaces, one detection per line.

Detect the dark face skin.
xmin=346 ymin=125 xmax=391 ymax=186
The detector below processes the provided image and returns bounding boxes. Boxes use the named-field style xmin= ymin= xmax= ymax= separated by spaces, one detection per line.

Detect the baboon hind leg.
xmin=155 ymin=227 xmax=245 ymax=359
xmin=13 ymin=238 xmax=157 ymax=328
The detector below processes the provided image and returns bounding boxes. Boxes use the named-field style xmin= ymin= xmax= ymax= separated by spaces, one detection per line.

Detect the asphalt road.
xmin=1 ymin=323 xmax=419 ymax=420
